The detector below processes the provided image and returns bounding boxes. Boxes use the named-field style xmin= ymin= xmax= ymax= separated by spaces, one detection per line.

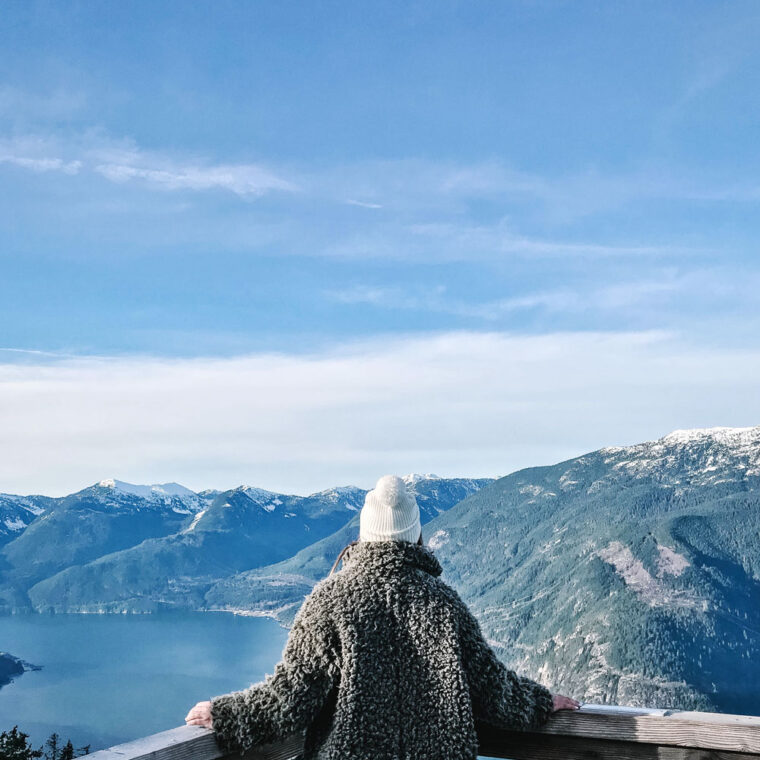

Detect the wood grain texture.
xmin=86 ymin=725 xmax=225 ymax=760
xmin=478 ymin=729 xmax=760 ymax=760
xmin=87 ymin=704 xmax=760 ymax=760
xmin=532 ymin=705 xmax=760 ymax=753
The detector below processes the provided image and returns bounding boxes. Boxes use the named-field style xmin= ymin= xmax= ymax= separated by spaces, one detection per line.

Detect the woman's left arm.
xmin=205 ymin=586 xmax=341 ymax=754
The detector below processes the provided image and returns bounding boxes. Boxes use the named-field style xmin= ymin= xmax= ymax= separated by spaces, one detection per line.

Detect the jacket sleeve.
xmin=209 ymin=586 xmax=341 ymax=754
xmin=454 ymin=593 xmax=554 ymax=731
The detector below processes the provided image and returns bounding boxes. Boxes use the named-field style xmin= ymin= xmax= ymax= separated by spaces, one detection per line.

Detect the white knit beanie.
xmin=359 ymin=475 xmax=421 ymax=543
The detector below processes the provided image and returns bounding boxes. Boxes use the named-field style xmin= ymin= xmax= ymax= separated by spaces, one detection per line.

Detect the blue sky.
xmin=1 ymin=1 xmax=760 ymax=495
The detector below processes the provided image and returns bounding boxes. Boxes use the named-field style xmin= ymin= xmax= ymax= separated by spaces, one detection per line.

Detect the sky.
xmin=1 ymin=0 xmax=760 ymax=496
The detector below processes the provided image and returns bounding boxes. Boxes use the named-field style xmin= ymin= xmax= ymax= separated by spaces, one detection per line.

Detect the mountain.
xmin=3 ymin=475 xmax=489 ymax=614
xmin=203 ymin=475 xmax=492 ymax=620
xmin=24 ymin=484 xmax=364 ymax=613
xmin=421 ymin=427 xmax=760 ymax=716
xmin=0 ymin=493 xmax=53 ymax=545
xmin=0 ymin=480 xmax=207 ymax=604
xmin=206 ymin=428 xmax=760 ymax=715
xmin=8 ymin=429 xmax=758 ymax=714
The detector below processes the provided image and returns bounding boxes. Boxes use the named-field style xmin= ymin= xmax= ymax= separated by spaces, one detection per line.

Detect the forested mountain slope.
xmin=204 ymin=476 xmax=490 ymax=616
xmin=426 ymin=427 xmax=760 ymax=715
xmin=0 ymin=476 xmax=489 ymax=613
xmin=211 ymin=427 xmax=760 ymax=715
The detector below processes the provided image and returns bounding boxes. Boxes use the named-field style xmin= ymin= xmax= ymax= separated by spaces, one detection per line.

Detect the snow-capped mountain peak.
xmin=661 ymin=426 xmax=760 ymax=446
xmin=97 ymin=479 xmax=197 ymax=499
xmin=239 ymin=485 xmax=285 ymax=511
xmin=307 ymin=485 xmax=365 ymax=510
xmin=403 ymin=473 xmax=442 ymax=485
xmin=596 ymin=425 xmax=760 ymax=487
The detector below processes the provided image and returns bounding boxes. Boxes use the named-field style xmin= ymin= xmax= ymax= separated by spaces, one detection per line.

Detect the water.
xmin=0 ymin=612 xmax=288 ymax=753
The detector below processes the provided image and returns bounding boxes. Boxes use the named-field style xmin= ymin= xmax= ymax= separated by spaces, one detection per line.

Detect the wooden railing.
xmin=87 ymin=704 xmax=760 ymax=760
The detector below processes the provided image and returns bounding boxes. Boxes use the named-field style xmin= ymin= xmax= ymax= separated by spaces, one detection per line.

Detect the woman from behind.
xmin=186 ymin=474 xmax=580 ymax=760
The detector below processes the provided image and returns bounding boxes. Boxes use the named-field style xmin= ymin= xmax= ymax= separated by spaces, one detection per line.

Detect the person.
xmin=186 ymin=475 xmax=580 ymax=759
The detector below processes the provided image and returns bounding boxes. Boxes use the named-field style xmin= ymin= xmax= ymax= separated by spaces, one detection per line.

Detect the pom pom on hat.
xmin=359 ymin=474 xmax=421 ymax=543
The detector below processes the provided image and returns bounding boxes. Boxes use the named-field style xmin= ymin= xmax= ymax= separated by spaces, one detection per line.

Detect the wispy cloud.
xmin=0 ymin=132 xmax=296 ymax=197
xmin=4 ymin=131 xmax=702 ymax=261
xmin=306 ymin=158 xmax=760 ymax=223
xmin=454 ymin=279 xmax=683 ymax=320
xmin=93 ymin=154 xmax=296 ymax=196
xmin=325 ymin=280 xmax=678 ymax=319
xmin=322 ymin=227 xmax=695 ymax=263
xmin=407 ymin=222 xmax=699 ymax=259
xmin=0 ymin=154 xmax=81 ymax=174
xmin=85 ymin=135 xmax=298 ymax=196
xmin=327 ymin=285 xmax=404 ymax=306
xmin=0 ymin=137 xmax=82 ymax=175
xmin=345 ymin=199 xmax=383 ymax=209
xmin=8 ymin=129 xmax=760 ymax=213
xmin=2 ymin=128 xmax=759 ymax=271
xmin=2 ymin=329 xmax=759 ymax=496
xmin=324 ymin=267 xmax=760 ymax=324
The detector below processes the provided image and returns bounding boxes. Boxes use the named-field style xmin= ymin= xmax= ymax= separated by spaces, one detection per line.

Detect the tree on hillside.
xmin=42 ymin=734 xmax=58 ymax=760
xmin=0 ymin=728 xmax=89 ymax=760
xmin=0 ymin=727 xmax=42 ymax=760
xmin=42 ymin=734 xmax=89 ymax=760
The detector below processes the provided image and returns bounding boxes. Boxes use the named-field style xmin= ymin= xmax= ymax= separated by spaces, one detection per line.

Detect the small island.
xmin=0 ymin=651 xmax=41 ymax=688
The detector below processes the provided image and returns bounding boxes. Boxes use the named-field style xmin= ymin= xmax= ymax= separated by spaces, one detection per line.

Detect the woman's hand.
xmin=185 ymin=700 xmax=213 ymax=729
xmin=552 ymin=694 xmax=581 ymax=712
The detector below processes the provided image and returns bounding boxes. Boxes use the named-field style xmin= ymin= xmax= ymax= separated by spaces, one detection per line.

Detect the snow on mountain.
xmin=307 ymin=486 xmax=365 ymax=511
xmin=597 ymin=425 xmax=760 ymax=486
xmin=0 ymin=494 xmax=52 ymax=544
xmin=662 ymin=426 xmax=759 ymax=446
xmin=403 ymin=473 xmax=442 ymax=485
xmin=239 ymin=485 xmax=286 ymax=511
xmin=182 ymin=508 xmax=208 ymax=533
xmin=421 ymin=428 xmax=760 ymax=714
xmin=98 ymin=479 xmax=198 ymax=499
xmin=0 ymin=495 xmax=45 ymax=516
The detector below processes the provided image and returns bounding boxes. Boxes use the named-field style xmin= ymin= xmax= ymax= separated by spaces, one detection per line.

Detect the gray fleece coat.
xmin=209 ymin=540 xmax=554 ymax=760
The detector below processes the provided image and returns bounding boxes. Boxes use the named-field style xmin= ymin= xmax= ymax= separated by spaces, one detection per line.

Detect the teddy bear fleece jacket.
xmin=209 ymin=540 xmax=554 ymax=760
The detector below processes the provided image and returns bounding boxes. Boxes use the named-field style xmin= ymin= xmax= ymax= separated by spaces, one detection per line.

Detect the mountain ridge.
xmin=1 ymin=426 xmax=758 ymax=713
xmin=0 ymin=476 xmax=492 ymax=614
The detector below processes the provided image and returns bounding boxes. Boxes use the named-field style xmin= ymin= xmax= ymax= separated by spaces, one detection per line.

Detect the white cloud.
xmin=1 ymin=329 xmax=759 ymax=497
xmin=0 ymin=132 xmax=296 ymax=197
xmin=7 ymin=129 xmax=759 ymax=215
xmin=321 ymin=219 xmax=701 ymax=262
xmin=0 ymin=156 xmax=82 ymax=174
xmin=93 ymin=158 xmax=296 ymax=196
xmin=0 ymin=137 xmax=82 ymax=175
xmin=306 ymin=158 xmax=760 ymax=225
xmin=324 ymin=275 xmax=686 ymax=319
xmin=345 ymin=199 xmax=383 ymax=209
xmin=327 ymin=285 xmax=400 ymax=306
xmin=405 ymin=222 xmax=700 ymax=259
xmin=86 ymin=135 xmax=297 ymax=196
